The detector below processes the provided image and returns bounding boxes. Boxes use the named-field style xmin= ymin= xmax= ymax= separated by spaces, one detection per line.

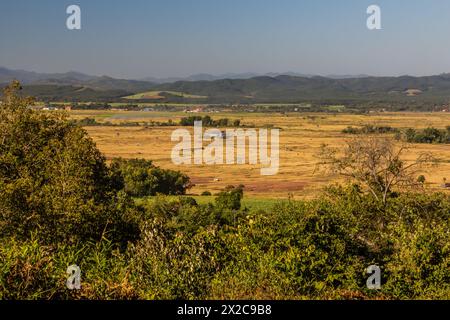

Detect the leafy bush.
xmin=127 ymin=221 xmax=224 ymax=299
xmin=383 ymin=220 xmax=450 ymax=299
xmin=1 ymin=82 xmax=449 ymax=300
xmin=0 ymin=238 xmax=138 ymax=300
xmin=208 ymin=199 xmax=367 ymax=299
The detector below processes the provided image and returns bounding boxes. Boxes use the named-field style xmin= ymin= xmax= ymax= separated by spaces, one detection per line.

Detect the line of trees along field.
xmin=72 ymin=115 xmax=242 ymax=128
xmin=0 ymin=81 xmax=449 ymax=299
xmin=342 ymin=124 xmax=450 ymax=144
xmin=7 ymin=72 xmax=450 ymax=110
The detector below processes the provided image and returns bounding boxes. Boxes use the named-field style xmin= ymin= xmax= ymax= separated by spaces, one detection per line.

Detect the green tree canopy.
xmin=0 ymin=81 xmax=138 ymax=244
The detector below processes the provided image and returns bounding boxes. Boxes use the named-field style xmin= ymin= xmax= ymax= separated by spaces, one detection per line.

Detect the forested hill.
xmin=152 ymin=74 xmax=450 ymax=103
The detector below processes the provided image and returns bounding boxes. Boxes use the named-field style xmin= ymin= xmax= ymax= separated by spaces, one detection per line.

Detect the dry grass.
xmin=72 ymin=111 xmax=450 ymax=199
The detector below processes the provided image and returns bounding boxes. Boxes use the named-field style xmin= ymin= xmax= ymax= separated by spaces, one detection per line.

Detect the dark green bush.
xmin=110 ymin=158 xmax=191 ymax=197
xmin=403 ymin=127 xmax=450 ymax=144
xmin=215 ymin=185 xmax=244 ymax=211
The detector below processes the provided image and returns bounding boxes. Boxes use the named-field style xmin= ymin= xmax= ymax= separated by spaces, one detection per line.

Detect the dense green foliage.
xmin=179 ymin=115 xmax=241 ymax=127
xmin=72 ymin=116 xmax=241 ymax=128
xmin=72 ymin=117 xmax=177 ymax=127
xmin=342 ymin=125 xmax=450 ymax=144
xmin=215 ymin=185 xmax=244 ymax=211
xmin=1 ymin=186 xmax=449 ymax=299
xmin=0 ymin=81 xmax=139 ymax=245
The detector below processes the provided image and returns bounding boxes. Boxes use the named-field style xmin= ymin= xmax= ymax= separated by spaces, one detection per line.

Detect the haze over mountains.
xmin=0 ymin=67 xmax=155 ymax=91
xmin=1 ymin=67 xmax=450 ymax=104
xmin=0 ymin=67 xmax=369 ymax=85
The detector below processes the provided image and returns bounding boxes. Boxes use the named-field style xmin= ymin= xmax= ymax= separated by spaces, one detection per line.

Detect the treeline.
xmin=72 ymin=116 xmax=243 ymax=128
xmin=1 ymin=82 xmax=449 ymax=300
xmin=342 ymin=125 xmax=450 ymax=144
xmin=179 ymin=115 xmax=241 ymax=127
xmin=403 ymin=127 xmax=450 ymax=144
xmin=342 ymin=125 xmax=399 ymax=134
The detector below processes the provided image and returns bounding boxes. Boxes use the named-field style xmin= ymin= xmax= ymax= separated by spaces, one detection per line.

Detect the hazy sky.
xmin=1 ymin=0 xmax=450 ymax=79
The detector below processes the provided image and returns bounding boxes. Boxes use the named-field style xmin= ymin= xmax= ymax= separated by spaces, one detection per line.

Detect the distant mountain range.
xmin=0 ymin=67 xmax=155 ymax=92
xmin=2 ymin=67 xmax=450 ymax=104
xmin=142 ymin=72 xmax=371 ymax=83
xmin=0 ymin=67 xmax=369 ymax=86
xmin=0 ymin=67 xmax=94 ymax=83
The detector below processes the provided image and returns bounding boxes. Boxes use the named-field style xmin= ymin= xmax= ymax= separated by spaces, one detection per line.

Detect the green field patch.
xmin=123 ymin=91 xmax=208 ymax=100
xmin=135 ymin=195 xmax=283 ymax=211
xmin=326 ymin=105 xmax=346 ymax=111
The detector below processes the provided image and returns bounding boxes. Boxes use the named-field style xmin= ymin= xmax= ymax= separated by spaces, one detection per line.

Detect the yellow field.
xmin=72 ymin=110 xmax=450 ymax=199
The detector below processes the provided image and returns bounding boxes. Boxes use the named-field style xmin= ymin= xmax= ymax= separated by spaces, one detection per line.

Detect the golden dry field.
xmin=70 ymin=110 xmax=450 ymax=199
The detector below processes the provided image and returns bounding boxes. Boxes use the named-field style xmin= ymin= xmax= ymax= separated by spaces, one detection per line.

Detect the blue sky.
xmin=1 ymin=0 xmax=450 ymax=78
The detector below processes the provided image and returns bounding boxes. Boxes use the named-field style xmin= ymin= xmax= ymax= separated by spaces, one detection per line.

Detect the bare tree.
xmin=316 ymin=136 xmax=436 ymax=204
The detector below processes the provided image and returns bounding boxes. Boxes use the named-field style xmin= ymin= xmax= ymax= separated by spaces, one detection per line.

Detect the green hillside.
xmin=4 ymin=73 xmax=450 ymax=106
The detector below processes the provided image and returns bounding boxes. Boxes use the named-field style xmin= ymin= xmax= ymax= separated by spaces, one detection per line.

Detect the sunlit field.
xmin=67 ymin=110 xmax=450 ymax=199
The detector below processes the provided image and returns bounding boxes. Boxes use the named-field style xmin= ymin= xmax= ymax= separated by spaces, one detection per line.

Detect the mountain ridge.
xmin=0 ymin=67 xmax=372 ymax=85
xmin=2 ymin=67 xmax=450 ymax=104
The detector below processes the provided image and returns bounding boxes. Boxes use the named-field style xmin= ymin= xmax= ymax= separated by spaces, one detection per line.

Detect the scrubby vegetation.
xmin=342 ymin=125 xmax=450 ymax=145
xmin=402 ymin=127 xmax=450 ymax=144
xmin=71 ymin=115 xmax=243 ymax=128
xmin=0 ymin=82 xmax=449 ymax=300
xmin=1 ymin=185 xmax=448 ymax=299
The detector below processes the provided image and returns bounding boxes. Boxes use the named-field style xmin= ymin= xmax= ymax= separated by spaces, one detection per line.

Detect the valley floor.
xmin=73 ymin=111 xmax=450 ymax=198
